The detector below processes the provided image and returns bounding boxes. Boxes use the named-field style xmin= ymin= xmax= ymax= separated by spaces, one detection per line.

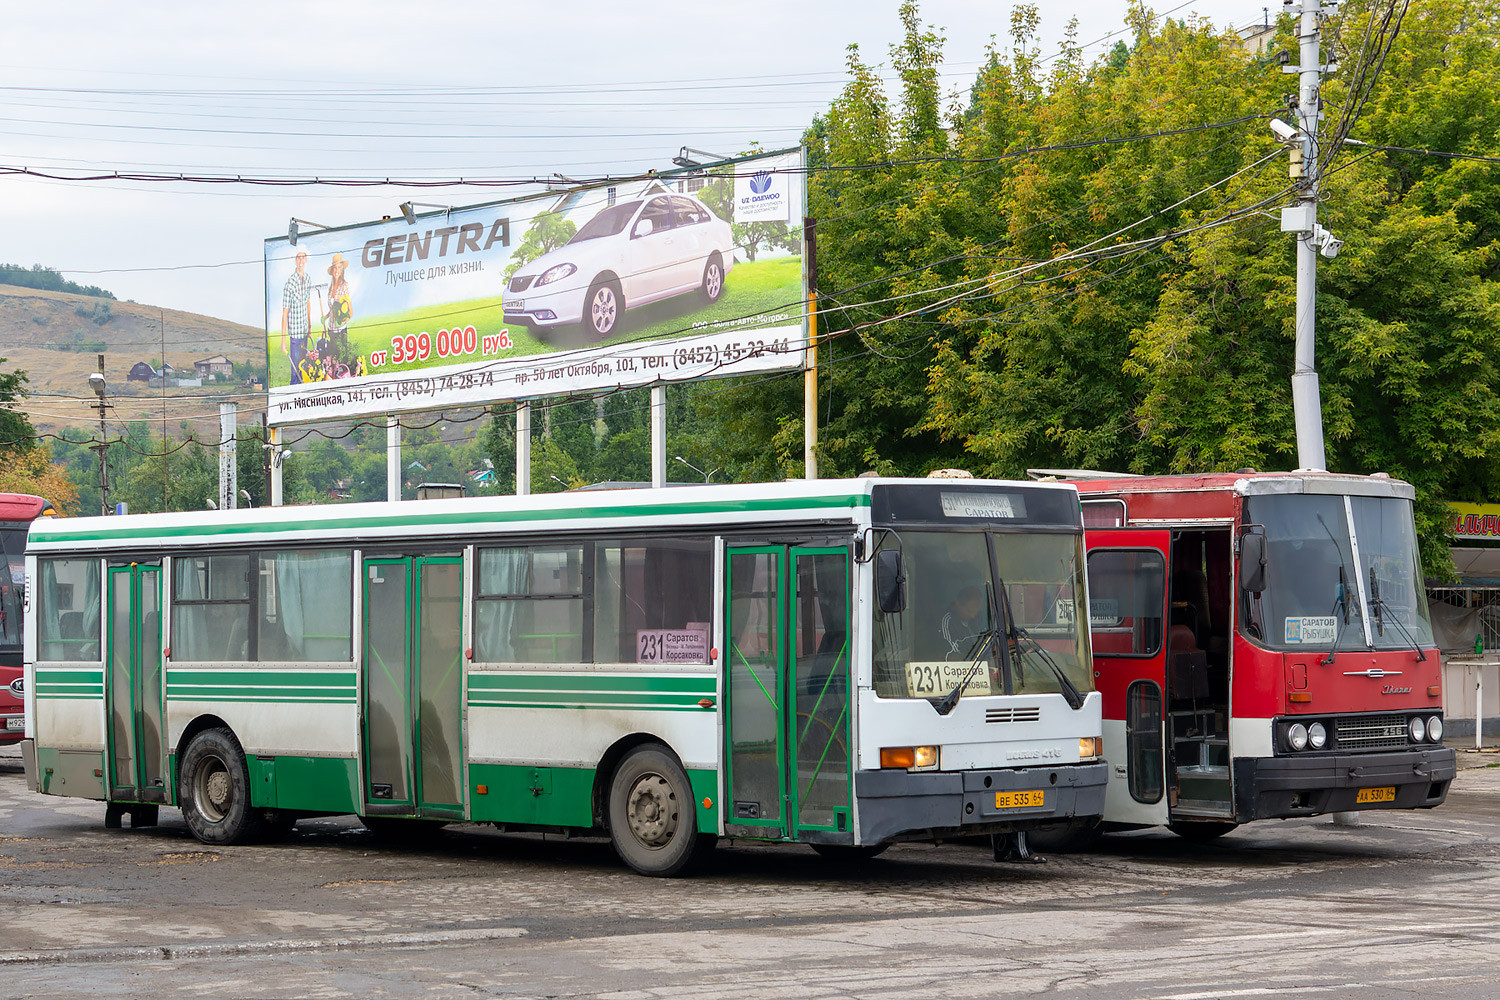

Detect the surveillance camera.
xmin=1269 ymin=119 xmax=1301 ymax=143
xmin=1320 ymin=237 xmax=1343 ymax=259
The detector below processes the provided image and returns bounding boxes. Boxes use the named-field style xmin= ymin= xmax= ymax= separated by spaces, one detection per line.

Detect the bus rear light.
xmin=1079 ymin=737 xmax=1102 ymax=759
xmin=880 ymin=746 xmax=938 ymax=770
xmin=1289 ymin=692 xmax=1312 ymax=703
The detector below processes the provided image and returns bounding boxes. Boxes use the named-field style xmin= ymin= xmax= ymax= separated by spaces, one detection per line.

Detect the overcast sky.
xmin=2 ymin=0 xmax=1258 ymax=336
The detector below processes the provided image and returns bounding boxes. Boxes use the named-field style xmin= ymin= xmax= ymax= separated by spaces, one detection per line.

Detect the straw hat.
xmin=328 ymin=252 xmax=347 ymax=275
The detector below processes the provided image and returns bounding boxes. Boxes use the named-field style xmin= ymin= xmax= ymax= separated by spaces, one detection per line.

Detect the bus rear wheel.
xmin=607 ymin=744 xmax=714 ymax=877
xmin=179 ymin=727 xmax=266 ymax=846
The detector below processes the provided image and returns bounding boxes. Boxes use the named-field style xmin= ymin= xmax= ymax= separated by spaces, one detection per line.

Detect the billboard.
xmin=264 ymin=148 xmax=807 ymax=425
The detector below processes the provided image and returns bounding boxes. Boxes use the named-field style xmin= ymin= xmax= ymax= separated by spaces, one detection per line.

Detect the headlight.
xmin=1408 ymin=716 xmax=1426 ymax=742
xmin=1308 ymin=722 xmax=1327 ymax=750
xmin=1426 ymin=716 xmax=1443 ymax=743
xmin=536 ymin=262 xmax=577 ymax=286
xmin=1288 ymin=723 xmax=1308 ymax=751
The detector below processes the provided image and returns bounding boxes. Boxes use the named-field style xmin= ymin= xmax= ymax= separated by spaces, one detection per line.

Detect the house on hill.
xmin=127 ymin=361 xmax=158 ymax=382
xmin=194 ymin=354 xmax=234 ymax=379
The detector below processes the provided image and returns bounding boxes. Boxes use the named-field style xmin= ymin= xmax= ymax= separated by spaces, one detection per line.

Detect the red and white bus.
xmin=1051 ymin=470 xmax=1454 ymax=841
xmin=1 ymin=493 xmax=57 ymax=744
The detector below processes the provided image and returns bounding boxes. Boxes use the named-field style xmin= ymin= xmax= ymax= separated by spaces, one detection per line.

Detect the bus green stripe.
xmin=467 ymin=674 xmax=713 ymax=694
xmin=469 ymin=701 xmax=710 ymax=712
xmin=30 ymin=492 xmax=870 ymax=546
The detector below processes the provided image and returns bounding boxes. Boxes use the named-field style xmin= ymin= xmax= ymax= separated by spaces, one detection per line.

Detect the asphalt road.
xmin=3 ymin=746 xmax=1500 ymax=999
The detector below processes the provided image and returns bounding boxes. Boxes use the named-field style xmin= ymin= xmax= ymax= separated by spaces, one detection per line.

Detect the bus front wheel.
xmin=179 ymin=727 xmax=266 ymax=845
xmin=607 ymin=744 xmax=714 ymax=877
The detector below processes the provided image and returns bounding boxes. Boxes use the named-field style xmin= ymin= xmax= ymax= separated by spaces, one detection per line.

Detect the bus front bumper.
xmin=1232 ymin=747 xmax=1455 ymax=821
xmin=854 ymin=762 xmax=1109 ymax=844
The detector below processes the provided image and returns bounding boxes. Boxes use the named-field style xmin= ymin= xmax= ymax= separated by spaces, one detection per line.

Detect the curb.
xmin=0 ymin=926 xmax=527 ymax=967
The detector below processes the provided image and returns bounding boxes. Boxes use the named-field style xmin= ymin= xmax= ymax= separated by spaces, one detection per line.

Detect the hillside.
xmin=0 ymin=284 xmax=267 ymax=439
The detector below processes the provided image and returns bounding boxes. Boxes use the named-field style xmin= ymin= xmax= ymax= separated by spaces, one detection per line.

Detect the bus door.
xmin=723 ymin=545 xmax=853 ymax=840
xmin=105 ymin=562 xmax=167 ymax=803
xmin=1085 ymin=530 xmax=1170 ymax=826
xmin=361 ymin=556 xmax=465 ymax=819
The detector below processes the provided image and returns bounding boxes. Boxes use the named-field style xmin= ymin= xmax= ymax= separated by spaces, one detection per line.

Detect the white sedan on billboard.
xmin=504 ymin=193 xmax=734 ymax=341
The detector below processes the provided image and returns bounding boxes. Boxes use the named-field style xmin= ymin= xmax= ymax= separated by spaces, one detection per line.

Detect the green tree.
xmin=505 ymin=210 xmax=578 ymax=279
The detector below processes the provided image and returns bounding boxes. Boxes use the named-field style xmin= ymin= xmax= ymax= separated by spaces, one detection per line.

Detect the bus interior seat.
xmin=1168 ymin=625 xmax=1210 ymax=703
xmin=59 ymin=611 xmax=84 ymax=639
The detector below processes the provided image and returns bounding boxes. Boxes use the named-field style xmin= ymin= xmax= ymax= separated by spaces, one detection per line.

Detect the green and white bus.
xmin=21 ymin=478 xmax=1107 ymax=876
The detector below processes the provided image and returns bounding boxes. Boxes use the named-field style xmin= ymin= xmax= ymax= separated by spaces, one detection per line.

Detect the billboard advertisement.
xmin=264 ymin=148 xmax=807 ymax=425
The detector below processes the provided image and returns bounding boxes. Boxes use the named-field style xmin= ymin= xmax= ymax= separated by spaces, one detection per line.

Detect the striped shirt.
xmin=283 ymin=272 xmax=312 ymax=339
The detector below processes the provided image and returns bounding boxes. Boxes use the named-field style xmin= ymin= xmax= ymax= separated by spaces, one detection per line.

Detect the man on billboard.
xmin=280 ymin=248 xmax=313 ymax=384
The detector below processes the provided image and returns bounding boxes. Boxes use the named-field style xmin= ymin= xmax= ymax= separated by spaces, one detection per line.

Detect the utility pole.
xmin=1277 ymin=0 xmax=1340 ymax=472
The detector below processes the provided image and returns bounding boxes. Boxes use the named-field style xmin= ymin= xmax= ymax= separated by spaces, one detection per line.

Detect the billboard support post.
xmin=268 ymin=426 xmax=283 ymax=507
xmin=516 ymin=403 xmax=531 ymax=496
xmin=651 ymin=385 xmax=666 ymax=489
xmin=218 ymin=402 xmax=238 ymax=511
xmin=386 ymin=415 xmax=400 ymax=501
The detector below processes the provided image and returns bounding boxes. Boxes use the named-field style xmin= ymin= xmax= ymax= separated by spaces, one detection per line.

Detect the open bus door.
xmin=1085 ymin=529 xmax=1171 ymax=827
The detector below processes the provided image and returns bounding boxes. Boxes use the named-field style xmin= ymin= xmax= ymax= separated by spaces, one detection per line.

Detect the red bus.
xmin=1051 ymin=470 xmax=1453 ymax=841
xmin=1 ymin=493 xmax=57 ymax=744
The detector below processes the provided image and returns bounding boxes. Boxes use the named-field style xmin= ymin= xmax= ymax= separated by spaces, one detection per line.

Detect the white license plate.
xmin=905 ymin=661 xmax=994 ymax=699
xmin=5 ymin=718 xmax=24 ymax=731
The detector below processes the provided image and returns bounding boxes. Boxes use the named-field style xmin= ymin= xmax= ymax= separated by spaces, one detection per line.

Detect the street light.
xmin=86 ymin=358 xmax=111 ymax=516
xmin=674 ymin=456 xmax=719 ymax=483
xmin=549 ymin=474 xmax=570 ymax=490
xmin=672 ymin=147 xmax=730 ymax=169
xmin=399 ymin=202 xmax=451 ymax=225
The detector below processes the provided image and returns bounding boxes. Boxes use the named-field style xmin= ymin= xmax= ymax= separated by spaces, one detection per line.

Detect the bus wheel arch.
xmin=177 ymin=725 xmax=268 ymax=846
xmin=601 ymin=739 xmax=715 ymax=877
xmin=592 ymin=732 xmax=674 ymax=827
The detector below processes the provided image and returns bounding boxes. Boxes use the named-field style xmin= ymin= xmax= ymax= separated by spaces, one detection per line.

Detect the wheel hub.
xmin=626 ymin=773 xmax=677 ymax=848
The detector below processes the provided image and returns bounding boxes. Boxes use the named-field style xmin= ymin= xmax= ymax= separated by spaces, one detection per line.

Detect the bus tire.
xmin=607 ymin=744 xmax=714 ymax=877
xmin=179 ymin=727 xmax=266 ymax=846
xmin=810 ymin=843 xmax=889 ymax=862
xmin=1168 ymin=820 xmax=1238 ymax=842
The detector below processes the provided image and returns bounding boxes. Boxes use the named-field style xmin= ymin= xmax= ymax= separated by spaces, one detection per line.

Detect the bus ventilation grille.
xmin=985 ymin=706 xmax=1041 ymax=724
xmin=1335 ymin=714 xmax=1408 ymax=750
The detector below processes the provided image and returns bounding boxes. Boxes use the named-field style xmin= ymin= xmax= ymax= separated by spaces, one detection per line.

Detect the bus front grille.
xmin=985 ymin=706 xmax=1041 ymax=724
xmin=1336 ymin=714 xmax=1408 ymax=750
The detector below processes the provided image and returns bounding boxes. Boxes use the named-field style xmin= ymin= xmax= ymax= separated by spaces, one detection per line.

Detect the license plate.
xmin=1356 ymin=786 xmax=1396 ymax=804
xmin=905 ymin=661 xmax=993 ymax=699
xmin=995 ymin=790 xmax=1046 ymax=810
xmin=5 ymin=718 xmax=23 ymax=731
xmin=508 ymin=298 xmax=524 ymax=310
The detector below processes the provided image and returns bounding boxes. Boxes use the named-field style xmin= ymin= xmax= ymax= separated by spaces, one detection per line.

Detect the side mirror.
xmin=1239 ymin=531 xmax=1266 ymax=594
xmin=633 ymin=218 xmax=654 ymax=238
xmin=876 ymin=549 xmax=907 ymax=614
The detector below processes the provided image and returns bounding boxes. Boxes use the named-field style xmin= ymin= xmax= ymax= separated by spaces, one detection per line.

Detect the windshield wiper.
xmin=1317 ymin=513 xmax=1355 ymax=665
xmin=928 ymin=624 xmax=1002 ymax=716
xmin=1001 ymin=582 xmax=1087 ymax=710
xmin=1322 ymin=564 xmax=1352 ymax=665
xmin=1368 ymin=567 xmax=1428 ymax=662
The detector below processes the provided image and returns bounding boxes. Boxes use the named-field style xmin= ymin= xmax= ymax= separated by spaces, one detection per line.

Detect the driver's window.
xmin=634 ymin=198 xmax=673 ymax=238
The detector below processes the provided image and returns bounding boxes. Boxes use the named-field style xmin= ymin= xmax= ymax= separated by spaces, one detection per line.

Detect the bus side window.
xmin=593 ymin=537 xmax=712 ymax=665
xmin=1085 ymin=549 xmax=1165 ymax=658
xmin=37 ymin=558 xmax=102 ymax=662
xmin=474 ymin=545 xmax=586 ymax=664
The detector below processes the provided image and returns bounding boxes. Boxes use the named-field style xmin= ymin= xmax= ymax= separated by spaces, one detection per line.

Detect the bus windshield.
xmin=872 ymin=530 xmax=1093 ymax=701
xmin=0 ymin=527 xmax=23 ymax=650
xmin=1241 ymin=493 xmax=1434 ymax=651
